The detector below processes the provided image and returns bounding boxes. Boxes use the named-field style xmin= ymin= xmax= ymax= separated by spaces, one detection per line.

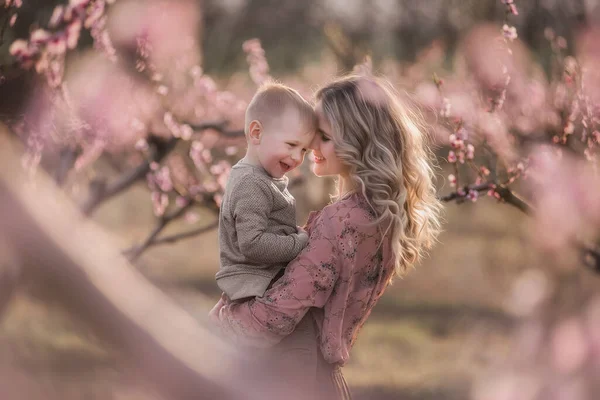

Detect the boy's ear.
xmin=248 ymin=120 xmax=263 ymax=144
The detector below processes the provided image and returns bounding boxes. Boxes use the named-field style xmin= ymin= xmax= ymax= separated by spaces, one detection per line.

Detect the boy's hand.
xmin=208 ymin=293 xmax=230 ymax=325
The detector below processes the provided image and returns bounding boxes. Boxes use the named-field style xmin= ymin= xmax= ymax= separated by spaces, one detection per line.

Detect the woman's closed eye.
xmin=319 ymin=130 xmax=331 ymax=142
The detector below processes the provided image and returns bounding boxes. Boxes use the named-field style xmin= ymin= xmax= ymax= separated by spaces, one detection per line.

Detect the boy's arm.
xmin=212 ymin=210 xmax=341 ymax=347
xmin=232 ymin=178 xmax=308 ymax=265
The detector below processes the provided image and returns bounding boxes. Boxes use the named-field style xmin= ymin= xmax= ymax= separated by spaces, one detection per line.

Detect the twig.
xmin=491 ymin=185 xmax=531 ymax=214
xmin=147 ymin=220 xmax=219 ymax=246
xmin=123 ymin=201 xmax=195 ymax=261
xmin=439 ymin=182 xmax=495 ymax=203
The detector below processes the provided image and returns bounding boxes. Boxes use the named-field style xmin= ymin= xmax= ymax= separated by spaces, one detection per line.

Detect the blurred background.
xmin=2 ymin=1 xmax=600 ymax=399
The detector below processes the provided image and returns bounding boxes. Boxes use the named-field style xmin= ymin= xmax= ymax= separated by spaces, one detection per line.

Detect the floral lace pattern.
xmin=217 ymin=193 xmax=395 ymax=365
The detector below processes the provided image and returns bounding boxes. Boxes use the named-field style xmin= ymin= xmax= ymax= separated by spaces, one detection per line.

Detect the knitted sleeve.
xmin=230 ymin=175 xmax=308 ymax=265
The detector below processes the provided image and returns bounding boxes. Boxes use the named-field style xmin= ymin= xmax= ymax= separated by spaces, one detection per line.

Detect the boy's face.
xmin=251 ymin=108 xmax=315 ymax=179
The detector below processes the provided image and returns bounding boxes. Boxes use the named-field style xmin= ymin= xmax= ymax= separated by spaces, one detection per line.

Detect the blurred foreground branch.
xmin=0 ymin=132 xmax=312 ymax=400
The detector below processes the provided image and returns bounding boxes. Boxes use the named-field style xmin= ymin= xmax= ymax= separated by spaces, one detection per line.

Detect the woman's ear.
xmin=248 ymin=120 xmax=262 ymax=144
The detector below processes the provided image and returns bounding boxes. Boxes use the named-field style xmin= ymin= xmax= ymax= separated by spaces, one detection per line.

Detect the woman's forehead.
xmin=314 ymin=102 xmax=331 ymax=132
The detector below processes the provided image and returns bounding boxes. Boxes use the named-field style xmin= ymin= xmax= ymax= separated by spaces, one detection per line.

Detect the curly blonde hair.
xmin=316 ymin=75 xmax=442 ymax=276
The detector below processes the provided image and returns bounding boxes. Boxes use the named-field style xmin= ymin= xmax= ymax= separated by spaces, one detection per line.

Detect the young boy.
xmin=215 ymin=82 xmax=317 ymax=301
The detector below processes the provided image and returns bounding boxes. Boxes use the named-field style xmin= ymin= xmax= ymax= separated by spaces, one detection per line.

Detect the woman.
xmin=211 ymin=75 xmax=442 ymax=399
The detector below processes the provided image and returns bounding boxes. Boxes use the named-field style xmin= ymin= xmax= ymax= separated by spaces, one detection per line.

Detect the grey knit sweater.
xmin=215 ymin=160 xmax=309 ymax=300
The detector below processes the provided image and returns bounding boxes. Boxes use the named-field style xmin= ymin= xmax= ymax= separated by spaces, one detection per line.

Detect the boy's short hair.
xmin=245 ymin=82 xmax=316 ymax=135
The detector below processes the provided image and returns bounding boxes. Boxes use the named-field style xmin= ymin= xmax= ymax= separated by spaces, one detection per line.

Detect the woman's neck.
xmin=338 ymin=176 xmax=358 ymax=199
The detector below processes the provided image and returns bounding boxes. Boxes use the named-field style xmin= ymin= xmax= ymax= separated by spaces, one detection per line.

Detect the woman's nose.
xmin=308 ymin=134 xmax=321 ymax=150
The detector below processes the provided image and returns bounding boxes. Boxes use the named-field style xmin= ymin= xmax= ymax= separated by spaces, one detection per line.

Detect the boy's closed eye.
xmin=286 ymin=142 xmax=308 ymax=152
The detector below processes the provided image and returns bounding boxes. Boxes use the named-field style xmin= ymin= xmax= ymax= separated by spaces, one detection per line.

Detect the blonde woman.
xmin=210 ymin=75 xmax=443 ymax=399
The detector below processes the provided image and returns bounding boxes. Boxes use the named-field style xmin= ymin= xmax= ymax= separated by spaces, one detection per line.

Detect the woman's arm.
xmin=214 ymin=211 xmax=341 ymax=347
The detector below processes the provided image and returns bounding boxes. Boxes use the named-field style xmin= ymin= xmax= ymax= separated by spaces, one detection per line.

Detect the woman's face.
xmin=310 ymin=102 xmax=349 ymax=177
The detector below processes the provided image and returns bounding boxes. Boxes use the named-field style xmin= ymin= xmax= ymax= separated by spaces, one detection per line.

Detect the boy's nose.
xmin=291 ymin=150 xmax=303 ymax=163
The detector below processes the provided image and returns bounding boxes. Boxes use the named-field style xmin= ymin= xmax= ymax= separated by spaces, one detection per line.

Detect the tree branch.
xmin=442 ymin=182 xmax=600 ymax=273
xmin=79 ymin=122 xmax=244 ymax=217
xmin=123 ymin=200 xmax=196 ymax=262
xmin=147 ymin=220 xmax=219 ymax=247
xmin=439 ymin=182 xmax=495 ymax=202
xmin=79 ymin=135 xmax=177 ymax=216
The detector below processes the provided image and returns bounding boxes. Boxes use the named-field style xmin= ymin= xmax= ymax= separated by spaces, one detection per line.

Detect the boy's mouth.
xmin=279 ymin=161 xmax=292 ymax=172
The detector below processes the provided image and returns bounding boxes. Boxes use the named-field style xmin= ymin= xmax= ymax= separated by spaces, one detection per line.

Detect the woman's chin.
xmin=311 ymin=164 xmax=328 ymax=177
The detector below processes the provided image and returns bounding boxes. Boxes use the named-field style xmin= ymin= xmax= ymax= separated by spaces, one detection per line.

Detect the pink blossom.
xmin=189 ymin=65 xmax=203 ymax=78
xmin=66 ymin=19 xmax=82 ymax=49
xmin=157 ymin=85 xmax=169 ymax=96
xmin=180 ymin=124 xmax=193 ymax=141
xmin=49 ymin=5 xmax=65 ymax=28
xmin=151 ymin=191 xmax=169 ymax=216
xmin=448 ymin=174 xmax=457 ymax=187
xmin=9 ymin=39 xmax=30 ymax=58
xmin=69 ymin=0 xmax=90 ymax=9
xmin=502 ymin=24 xmax=518 ymax=42
xmin=47 ymin=37 xmax=67 ymax=55
xmin=466 ymin=189 xmax=478 ymax=202
xmin=30 ymin=29 xmax=51 ymax=45
xmin=184 ymin=211 xmax=200 ymax=224
xmin=447 ymin=150 xmax=457 ymax=163
xmin=466 ymin=144 xmax=475 ymax=160
xmin=225 ymin=146 xmax=238 ymax=156
xmin=175 ymin=196 xmax=190 ymax=208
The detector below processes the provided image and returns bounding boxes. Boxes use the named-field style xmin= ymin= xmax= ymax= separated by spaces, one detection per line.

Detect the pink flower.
xmin=184 ymin=211 xmax=200 ymax=224
xmin=155 ymin=166 xmax=173 ymax=192
xmin=180 ymin=124 xmax=193 ymax=141
xmin=66 ymin=19 xmax=82 ymax=49
xmin=440 ymin=98 xmax=451 ymax=118
xmin=466 ymin=189 xmax=479 ymax=202
xmin=466 ymin=144 xmax=475 ymax=160
xmin=135 ymin=139 xmax=149 ymax=152
xmin=225 ymin=146 xmax=238 ymax=156
xmin=157 ymin=85 xmax=169 ymax=95
xmin=176 ymin=196 xmax=190 ymax=208
xmin=448 ymin=174 xmax=457 ymax=187
xmin=49 ymin=5 xmax=65 ymax=28
xmin=69 ymin=0 xmax=90 ymax=8
xmin=502 ymin=24 xmax=518 ymax=41
xmin=9 ymin=39 xmax=29 ymax=57
xmin=30 ymin=29 xmax=51 ymax=45
xmin=151 ymin=191 xmax=169 ymax=216
xmin=47 ymin=36 xmax=67 ymax=55
xmin=447 ymin=150 xmax=457 ymax=163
